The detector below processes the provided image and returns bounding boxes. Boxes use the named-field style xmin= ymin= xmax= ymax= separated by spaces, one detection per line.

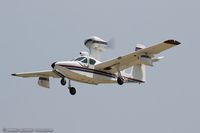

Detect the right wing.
xmin=95 ymin=40 xmax=180 ymax=74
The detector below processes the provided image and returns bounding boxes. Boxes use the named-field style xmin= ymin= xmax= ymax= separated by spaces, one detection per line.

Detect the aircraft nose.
xmin=51 ymin=62 xmax=57 ymax=68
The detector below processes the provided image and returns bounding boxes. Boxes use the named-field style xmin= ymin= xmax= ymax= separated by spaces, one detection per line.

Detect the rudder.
xmin=132 ymin=44 xmax=146 ymax=82
xmin=132 ymin=64 xmax=146 ymax=82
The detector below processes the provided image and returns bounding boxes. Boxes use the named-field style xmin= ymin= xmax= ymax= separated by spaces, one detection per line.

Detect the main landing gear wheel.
xmin=117 ymin=77 xmax=124 ymax=85
xmin=61 ymin=78 xmax=66 ymax=86
xmin=67 ymin=80 xmax=76 ymax=95
xmin=69 ymin=87 xmax=76 ymax=95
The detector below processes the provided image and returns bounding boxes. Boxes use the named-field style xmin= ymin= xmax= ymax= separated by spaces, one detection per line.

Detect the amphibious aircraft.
xmin=12 ymin=36 xmax=180 ymax=95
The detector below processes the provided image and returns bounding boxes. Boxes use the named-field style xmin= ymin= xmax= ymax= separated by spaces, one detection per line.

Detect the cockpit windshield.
xmin=75 ymin=57 xmax=85 ymax=61
xmin=74 ymin=56 xmax=97 ymax=65
xmin=75 ymin=57 xmax=88 ymax=64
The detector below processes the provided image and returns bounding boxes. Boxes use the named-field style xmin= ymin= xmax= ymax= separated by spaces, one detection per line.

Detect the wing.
xmin=95 ymin=40 xmax=180 ymax=73
xmin=12 ymin=70 xmax=59 ymax=78
xmin=12 ymin=70 xmax=59 ymax=88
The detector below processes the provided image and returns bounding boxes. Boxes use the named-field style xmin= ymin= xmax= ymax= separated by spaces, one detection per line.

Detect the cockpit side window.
xmin=89 ymin=58 xmax=96 ymax=65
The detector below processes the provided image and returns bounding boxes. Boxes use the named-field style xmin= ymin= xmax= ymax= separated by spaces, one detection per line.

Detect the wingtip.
xmin=11 ymin=73 xmax=16 ymax=76
xmin=164 ymin=40 xmax=181 ymax=45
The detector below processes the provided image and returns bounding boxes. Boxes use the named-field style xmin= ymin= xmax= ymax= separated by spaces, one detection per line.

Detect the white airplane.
xmin=12 ymin=36 xmax=180 ymax=95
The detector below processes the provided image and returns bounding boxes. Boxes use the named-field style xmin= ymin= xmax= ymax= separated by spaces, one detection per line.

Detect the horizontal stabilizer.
xmin=152 ymin=56 xmax=164 ymax=62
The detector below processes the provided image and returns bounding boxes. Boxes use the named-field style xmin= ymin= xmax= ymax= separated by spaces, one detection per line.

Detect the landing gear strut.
xmin=61 ymin=78 xmax=66 ymax=86
xmin=68 ymin=80 xmax=76 ymax=95
xmin=61 ymin=78 xmax=76 ymax=95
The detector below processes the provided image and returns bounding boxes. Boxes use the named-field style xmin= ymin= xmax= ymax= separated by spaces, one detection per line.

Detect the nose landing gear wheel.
xmin=61 ymin=78 xmax=66 ymax=86
xmin=69 ymin=87 xmax=76 ymax=95
xmin=117 ymin=77 xmax=124 ymax=85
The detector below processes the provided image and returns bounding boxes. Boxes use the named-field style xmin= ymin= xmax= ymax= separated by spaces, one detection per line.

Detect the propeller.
xmin=106 ymin=37 xmax=115 ymax=49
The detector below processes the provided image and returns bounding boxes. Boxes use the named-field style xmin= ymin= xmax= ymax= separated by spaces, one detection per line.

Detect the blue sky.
xmin=0 ymin=0 xmax=200 ymax=133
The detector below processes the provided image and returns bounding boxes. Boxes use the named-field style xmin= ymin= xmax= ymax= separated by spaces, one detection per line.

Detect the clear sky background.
xmin=0 ymin=0 xmax=200 ymax=133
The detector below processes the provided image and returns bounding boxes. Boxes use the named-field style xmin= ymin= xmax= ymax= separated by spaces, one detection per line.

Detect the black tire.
xmin=117 ymin=77 xmax=124 ymax=85
xmin=61 ymin=78 xmax=66 ymax=86
xmin=69 ymin=87 xmax=76 ymax=95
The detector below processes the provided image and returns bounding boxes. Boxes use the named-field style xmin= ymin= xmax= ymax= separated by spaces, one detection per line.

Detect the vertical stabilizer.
xmin=132 ymin=44 xmax=146 ymax=82
xmin=132 ymin=64 xmax=146 ymax=82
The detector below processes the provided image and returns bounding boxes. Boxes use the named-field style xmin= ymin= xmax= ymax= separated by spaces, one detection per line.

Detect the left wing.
xmin=12 ymin=70 xmax=59 ymax=78
xmin=95 ymin=39 xmax=180 ymax=73
xmin=12 ymin=70 xmax=59 ymax=88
